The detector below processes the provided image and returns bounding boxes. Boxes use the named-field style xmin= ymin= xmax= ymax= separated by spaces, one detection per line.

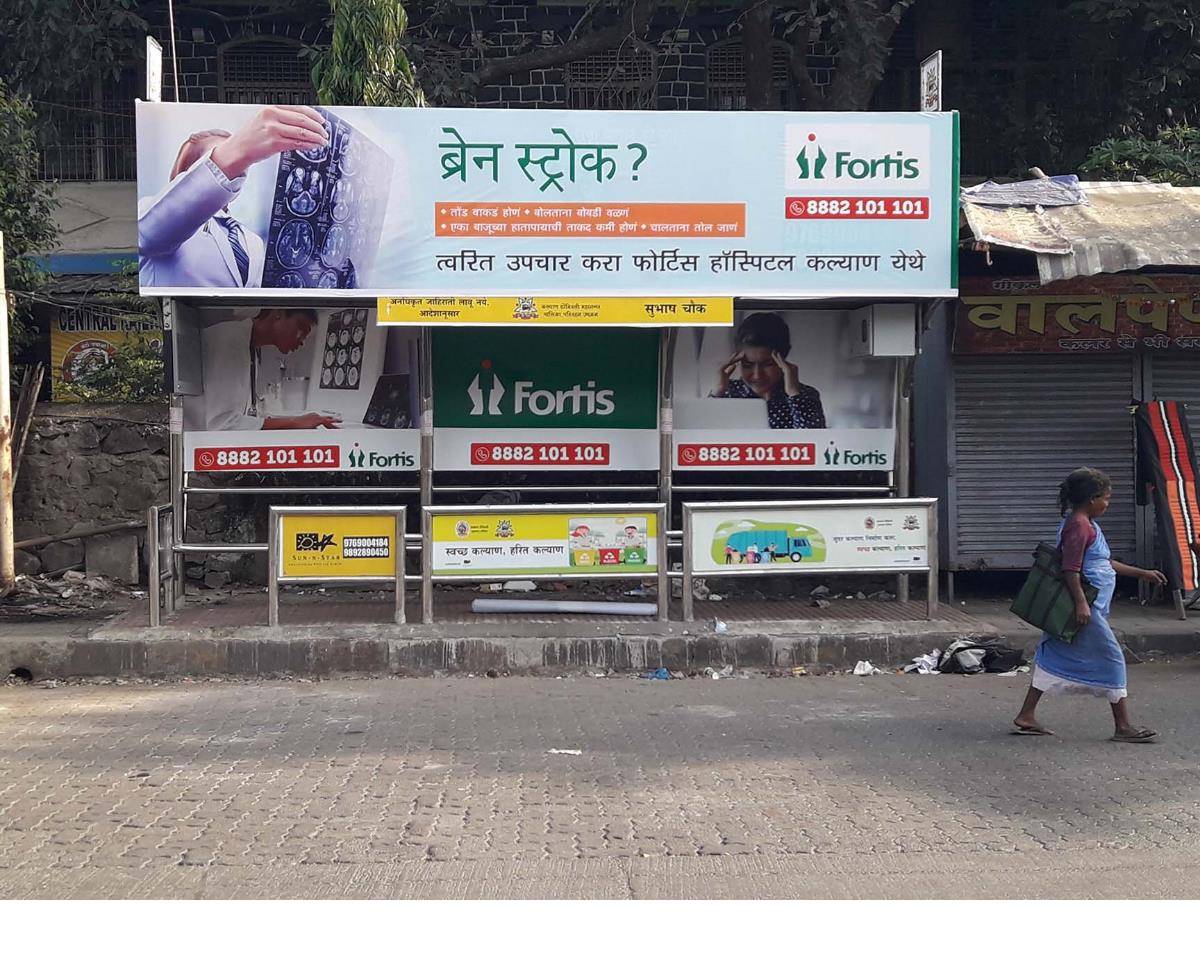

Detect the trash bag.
xmin=937 ymin=639 xmax=985 ymax=674
xmin=981 ymin=645 xmax=1028 ymax=673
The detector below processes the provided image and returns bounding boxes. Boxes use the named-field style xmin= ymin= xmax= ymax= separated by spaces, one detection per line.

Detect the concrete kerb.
xmin=2 ymin=616 xmax=1197 ymax=681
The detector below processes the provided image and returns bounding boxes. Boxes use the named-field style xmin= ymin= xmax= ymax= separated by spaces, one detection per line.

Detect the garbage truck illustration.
xmin=711 ymin=520 xmax=827 ymax=566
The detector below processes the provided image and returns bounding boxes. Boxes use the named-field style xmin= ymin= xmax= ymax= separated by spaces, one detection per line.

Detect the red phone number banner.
xmin=193 ymin=446 xmax=341 ymax=471
xmin=676 ymin=443 xmax=815 ymax=467
xmin=785 ymin=196 xmax=930 ymax=220
xmin=470 ymin=442 xmax=611 ymax=466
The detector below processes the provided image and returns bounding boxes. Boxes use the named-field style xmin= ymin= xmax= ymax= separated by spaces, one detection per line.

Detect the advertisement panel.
xmin=672 ymin=309 xmax=896 ymax=471
xmin=279 ymin=512 xmax=397 ymax=578
xmin=135 ymin=103 xmax=957 ymax=299
xmin=431 ymin=510 xmax=660 ymax=577
xmin=687 ymin=500 xmax=930 ymax=574
xmin=432 ymin=326 xmax=659 ymax=471
xmin=182 ymin=306 xmax=420 ymax=472
xmin=954 ymin=275 xmax=1200 ymax=354
xmin=378 ymin=295 xmax=732 ymax=327
xmin=51 ymin=307 xmax=162 ymax=402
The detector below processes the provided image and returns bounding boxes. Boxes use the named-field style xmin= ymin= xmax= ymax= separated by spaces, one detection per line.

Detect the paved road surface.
xmin=2 ymin=664 xmax=1199 ymax=898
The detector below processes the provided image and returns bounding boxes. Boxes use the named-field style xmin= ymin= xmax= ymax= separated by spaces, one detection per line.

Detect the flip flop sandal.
xmin=1110 ymin=729 xmax=1157 ymax=743
xmin=1012 ymin=726 xmax=1054 ymax=736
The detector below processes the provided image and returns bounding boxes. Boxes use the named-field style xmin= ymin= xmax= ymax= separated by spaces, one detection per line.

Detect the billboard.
xmin=671 ymin=309 xmax=896 ymax=471
xmin=430 ymin=510 xmax=660 ymax=577
xmin=687 ymin=500 xmax=931 ymax=574
xmin=432 ymin=326 xmax=659 ymax=471
xmin=181 ymin=306 xmax=420 ymax=472
xmin=136 ymin=103 xmax=958 ymax=299
xmin=50 ymin=307 xmax=162 ymax=402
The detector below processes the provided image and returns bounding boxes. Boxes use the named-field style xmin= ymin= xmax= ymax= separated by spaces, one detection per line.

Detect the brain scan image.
xmin=334 ymin=366 xmax=345 ymax=386
xmin=352 ymin=324 xmax=365 ymax=344
xmin=284 ymin=167 xmax=323 ymax=217
xmin=350 ymin=346 xmax=361 ymax=365
xmin=322 ymin=368 xmax=333 ymax=385
xmin=276 ymin=220 xmax=314 ymax=269
xmin=337 ymin=348 xmax=348 ymax=366
xmin=330 ymin=179 xmax=353 ymax=222
xmin=348 ymin=366 xmax=359 ymax=387
xmin=339 ymin=328 xmax=350 ymax=345
xmin=262 ymin=110 xmax=393 ymax=290
xmin=316 ymin=307 xmax=369 ymax=391
xmin=320 ymin=225 xmax=349 ymax=268
xmin=323 ymin=350 xmax=334 ymax=367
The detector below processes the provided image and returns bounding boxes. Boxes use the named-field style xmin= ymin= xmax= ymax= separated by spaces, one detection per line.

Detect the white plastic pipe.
xmin=471 ymin=598 xmax=657 ymax=616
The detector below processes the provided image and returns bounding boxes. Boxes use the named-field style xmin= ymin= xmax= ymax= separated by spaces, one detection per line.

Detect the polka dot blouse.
xmin=717 ymin=378 xmax=827 ymax=429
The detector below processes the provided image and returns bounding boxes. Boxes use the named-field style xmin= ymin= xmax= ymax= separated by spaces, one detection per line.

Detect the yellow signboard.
xmin=279 ymin=513 xmax=399 ymax=579
xmin=50 ymin=308 xmax=162 ymax=402
xmin=377 ymin=296 xmax=732 ymax=327
xmin=430 ymin=511 xmax=659 ymax=576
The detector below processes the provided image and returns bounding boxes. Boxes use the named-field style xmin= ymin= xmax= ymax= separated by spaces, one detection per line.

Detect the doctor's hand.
xmin=263 ymin=413 xmax=342 ymax=430
xmin=211 ymin=106 xmax=329 ymax=179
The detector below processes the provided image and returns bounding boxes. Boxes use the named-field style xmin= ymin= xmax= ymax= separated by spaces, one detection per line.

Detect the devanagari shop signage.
xmin=378 ymin=296 xmax=732 ymax=328
xmin=955 ymin=275 xmax=1200 ymax=354
xmin=136 ymin=104 xmax=958 ymax=299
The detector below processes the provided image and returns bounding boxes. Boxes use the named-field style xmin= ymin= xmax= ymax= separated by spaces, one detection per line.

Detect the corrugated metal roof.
xmin=961 ymin=180 xmax=1200 ymax=283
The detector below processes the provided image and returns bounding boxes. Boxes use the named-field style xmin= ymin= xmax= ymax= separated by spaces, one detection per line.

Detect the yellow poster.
xmin=50 ymin=308 xmax=162 ymax=402
xmin=377 ymin=296 xmax=732 ymax=327
xmin=431 ymin=511 xmax=659 ymax=576
xmin=279 ymin=513 xmax=399 ymax=579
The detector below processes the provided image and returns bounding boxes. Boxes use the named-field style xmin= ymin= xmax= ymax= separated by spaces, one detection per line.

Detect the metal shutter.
xmin=1149 ymin=356 xmax=1200 ymax=432
xmin=950 ymin=356 xmax=1137 ymax=568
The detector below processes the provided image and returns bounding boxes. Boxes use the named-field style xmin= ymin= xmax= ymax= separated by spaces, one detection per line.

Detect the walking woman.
xmin=1013 ymin=467 xmax=1167 ymax=741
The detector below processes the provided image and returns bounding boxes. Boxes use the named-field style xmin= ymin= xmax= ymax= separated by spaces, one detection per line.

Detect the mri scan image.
xmin=261 ymin=109 xmax=394 ymax=290
xmin=317 ymin=309 xmax=368 ymax=392
xmin=275 ymin=220 xmax=314 ymax=269
xmin=284 ymin=167 xmax=323 ymax=217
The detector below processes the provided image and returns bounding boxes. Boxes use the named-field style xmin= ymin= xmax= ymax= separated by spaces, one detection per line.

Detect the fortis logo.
xmin=824 ymin=444 xmax=889 ymax=467
xmin=468 ymin=364 xmax=615 ymax=417
xmin=796 ymin=132 xmax=920 ymax=181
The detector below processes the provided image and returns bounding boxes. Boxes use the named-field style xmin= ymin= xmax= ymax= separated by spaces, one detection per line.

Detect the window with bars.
xmin=707 ymin=41 xmax=825 ymax=111
xmin=565 ymin=47 xmax=657 ymax=110
xmin=218 ymin=39 xmax=315 ymax=105
xmin=37 ymin=70 xmax=138 ymax=181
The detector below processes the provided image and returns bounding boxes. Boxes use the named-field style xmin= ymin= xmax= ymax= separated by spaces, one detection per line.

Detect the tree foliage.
xmin=1082 ymin=125 xmax=1200 ymax=185
xmin=0 ymin=82 xmax=58 ymax=352
xmin=57 ymin=331 xmax=167 ymax=405
xmin=311 ymin=0 xmax=427 ymax=106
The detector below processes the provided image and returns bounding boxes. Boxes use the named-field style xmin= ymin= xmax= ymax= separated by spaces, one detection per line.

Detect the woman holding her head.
xmin=1013 ymin=467 xmax=1166 ymax=742
xmin=710 ymin=312 xmax=826 ymax=429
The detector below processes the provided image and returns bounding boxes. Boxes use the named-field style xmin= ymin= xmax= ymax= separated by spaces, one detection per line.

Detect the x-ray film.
xmin=262 ymin=109 xmax=393 ymax=290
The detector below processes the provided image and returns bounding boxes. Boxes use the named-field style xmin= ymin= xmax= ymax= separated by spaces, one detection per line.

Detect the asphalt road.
xmin=2 ymin=663 xmax=1199 ymax=898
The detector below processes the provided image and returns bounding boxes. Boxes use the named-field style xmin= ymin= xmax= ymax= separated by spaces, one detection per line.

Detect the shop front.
xmin=926 ymin=273 xmax=1200 ymax=586
xmin=134 ymin=101 xmax=958 ymax=624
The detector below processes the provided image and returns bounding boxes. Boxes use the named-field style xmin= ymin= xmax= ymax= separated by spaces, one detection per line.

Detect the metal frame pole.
xmin=165 ymin=298 xmax=186 ymax=606
xmin=393 ymin=508 xmax=406 ymax=624
xmin=421 ymin=505 xmax=434 ymax=624
xmin=895 ymin=355 xmax=913 ymax=603
xmin=655 ymin=504 xmax=668 ymax=622
xmin=267 ymin=506 xmax=280 ymax=627
xmin=926 ymin=501 xmax=939 ymax=620
xmin=682 ymin=504 xmax=694 ymax=622
xmin=148 ymin=506 xmax=161 ymax=626
xmin=658 ymin=327 xmax=674 ymax=529
xmin=419 ymin=325 xmax=433 ymax=513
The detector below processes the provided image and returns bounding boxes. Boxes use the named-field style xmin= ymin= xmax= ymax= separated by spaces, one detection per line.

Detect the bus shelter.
xmin=135 ymin=102 xmax=958 ymax=627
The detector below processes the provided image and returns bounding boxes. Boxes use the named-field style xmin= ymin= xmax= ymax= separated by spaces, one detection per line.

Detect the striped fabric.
xmin=1135 ymin=401 xmax=1200 ymax=591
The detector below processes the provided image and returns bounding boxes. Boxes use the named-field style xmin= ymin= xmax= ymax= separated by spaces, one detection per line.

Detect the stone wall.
xmin=13 ymin=406 xmax=169 ymax=578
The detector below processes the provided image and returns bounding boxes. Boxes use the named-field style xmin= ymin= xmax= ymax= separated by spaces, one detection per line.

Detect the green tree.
xmin=1082 ymin=124 xmax=1200 ymax=185
xmin=57 ymin=331 xmax=167 ymax=405
xmin=0 ymin=82 xmax=58 ymax=352
xmin=311 ymin=0 xmax=427 ymax=106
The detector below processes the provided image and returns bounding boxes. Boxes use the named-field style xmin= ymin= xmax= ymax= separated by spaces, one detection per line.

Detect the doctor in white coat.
xmin=194 ymin=308 xmax=341 ymax=431
xmin=138 ymin=106 xmax=329 ymax=289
